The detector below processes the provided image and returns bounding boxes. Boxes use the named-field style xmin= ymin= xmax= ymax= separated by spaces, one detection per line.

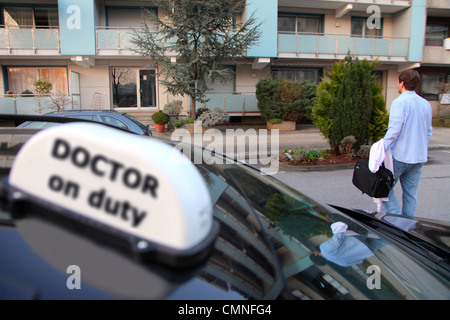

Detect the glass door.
xmin=111 ymin=68 xmax=156 ymax=108
xmin=139 ymin=69 xmax=156 ymax=108
xmin=111 ymin=67 xmax=137 ymax=108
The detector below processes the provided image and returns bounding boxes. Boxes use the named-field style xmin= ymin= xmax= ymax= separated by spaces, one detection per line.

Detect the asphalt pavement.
xmin=154 ymin=123 xmax=450 ymax=160
xmin=155 ymin=123 xmax=450 ymax=222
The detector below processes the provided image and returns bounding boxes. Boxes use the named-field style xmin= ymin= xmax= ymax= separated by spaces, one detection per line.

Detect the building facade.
xmin=1 ymin=0 xmax=449 ymax=121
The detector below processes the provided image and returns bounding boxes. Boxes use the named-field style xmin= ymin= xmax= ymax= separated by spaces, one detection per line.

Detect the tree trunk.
xmin=190 ymin=96 xmax=196 ymax=119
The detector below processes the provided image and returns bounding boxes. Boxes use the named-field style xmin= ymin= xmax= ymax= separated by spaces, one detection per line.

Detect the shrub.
xmin=172 ymin=119 xmax=185 ymax=128
xmin=196 ymin=107 xmax=211 ymax=119
xmin=151 ymin=110 xmax=170 ymax=124
xmin=163 ymin=100 xmax=183 ymax=119
xmin=256 ymin=77 xmax=282 ymax=121
xmin=34 ymin=80 xmax=52 ymax=95
xmin=278 ymin=80 xmax=317 ymax=121
xmin=268 ymin=118 xmax=283 ymax=124
xmin=282 ymin=148 xmax=324 ymax=164
xmin=256 ymin=77 xmax=317 ymax=122
xmin=173 ymin=118 xmax=195 ymax=128
xmin=339 ymin=135 xmax=357 ymax=158
xmin=21 ymin=89 xmax=34 ymax=97
xmin=312 ymin=55 xmax=388 ymax=154
xmin=197 ymin=108 xmax=229 ymax=127
xmin=356 ymin=145 xmax=371 ymax=158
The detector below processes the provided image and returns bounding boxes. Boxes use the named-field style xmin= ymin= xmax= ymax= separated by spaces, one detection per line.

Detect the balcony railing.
xmin=196 ymin=93 xmax=259 ymax=115
xmin=0 ymin=26 xmax=60 ymax=54
xmin=0 ymin=94 xmax=81 ymax=115
xmin=96 ymin=27 xmax=139 ymax=55
xmin=278 ymin=32 xmax=409 ymax=61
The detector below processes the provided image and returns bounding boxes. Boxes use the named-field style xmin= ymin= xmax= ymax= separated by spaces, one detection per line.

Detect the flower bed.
xmin=279 ymin=148 xmax=366 ymax=166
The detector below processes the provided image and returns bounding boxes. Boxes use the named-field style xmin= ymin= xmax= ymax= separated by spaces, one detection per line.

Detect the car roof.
xmin=46 ymin=109 xmax=118 ymax=114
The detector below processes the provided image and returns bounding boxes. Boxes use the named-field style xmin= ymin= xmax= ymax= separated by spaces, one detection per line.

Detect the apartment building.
xmin=0 ymin=0 xmax=449 ymax=121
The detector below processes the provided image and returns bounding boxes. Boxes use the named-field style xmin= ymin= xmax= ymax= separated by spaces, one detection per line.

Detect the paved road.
xmin=160 ymin=124 xmax=450 ymax=222
xmin=272 ymin=148 xmax=450 ymax=223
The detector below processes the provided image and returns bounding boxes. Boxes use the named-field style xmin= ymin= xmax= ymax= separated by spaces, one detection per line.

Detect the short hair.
xmin=398 ymin=70 xmax=420 ymax=91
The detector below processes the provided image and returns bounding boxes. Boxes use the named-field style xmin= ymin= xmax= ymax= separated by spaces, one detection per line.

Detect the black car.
xmin=0 ymin=115 xmax=449 ymax=301
xmin=17 ymin=110 xmax=152 ymax=136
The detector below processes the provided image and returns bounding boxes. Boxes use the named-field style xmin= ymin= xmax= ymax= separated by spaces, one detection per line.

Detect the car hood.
xmin=331 ymin=205 xmax=450 ymax=258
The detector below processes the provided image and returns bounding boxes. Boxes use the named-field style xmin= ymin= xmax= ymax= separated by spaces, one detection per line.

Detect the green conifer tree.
xmin=312 ymin=55 xmax=388 ymax=154
xmin=131 ymin=0 xmax=261 ymax=118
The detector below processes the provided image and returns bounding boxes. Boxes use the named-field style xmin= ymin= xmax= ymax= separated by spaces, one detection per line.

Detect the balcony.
xmin=96 ymin=27 xmax=140 ymax=56
xmin=0 ymin=94 xmax=81 ymax=115
xmin=195 ymin=93 xmax=259 ymax=115
xmin=278 ymin=32 xmax=409 ymax=61
xmin=0 ymin=26 xmax=60 ymax=56
xmin=422 ymin=44 xmax=450 ymax=65
xmin=278 ymin=0 xmax=411 ymax=14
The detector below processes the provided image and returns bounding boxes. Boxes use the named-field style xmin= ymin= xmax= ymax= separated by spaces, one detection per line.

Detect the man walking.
xmin=382 ymin=70 xmax=432 ymax=217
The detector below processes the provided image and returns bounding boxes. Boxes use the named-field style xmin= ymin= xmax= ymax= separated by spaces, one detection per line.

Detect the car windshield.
xmin=194 ymin=157 xmax=450 ymax=300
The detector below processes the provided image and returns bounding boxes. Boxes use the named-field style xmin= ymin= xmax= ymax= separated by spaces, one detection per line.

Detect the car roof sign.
xmin=6 ymin=122 xmax=218 ymax=268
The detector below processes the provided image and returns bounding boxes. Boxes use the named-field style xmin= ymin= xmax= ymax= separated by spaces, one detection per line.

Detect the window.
xmin=420 ymin=74 xmax=448 ymax=101
xmin=278 ymin=15 xmax=322 ymax=34
xmin=6 ymin=67 xmax=68 ymax=95
xmin=272 ymin=68 xmax=321 ymax=84
xmin=3 ymin=6 xmax=58 ymax=28
xmin=351 ymin=17 xmax=381 ymax=38
xmin=106 ymin=7 xmax=157 ymax=29
xmin=33 ymin=8 xmax=59 ymax=28
xmin=425 ymin=24 xmax=449 ymax=46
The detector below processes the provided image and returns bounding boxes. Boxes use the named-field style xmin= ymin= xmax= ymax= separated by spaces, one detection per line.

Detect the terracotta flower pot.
xmin=155 ymin=123 xmax=165 ymax=133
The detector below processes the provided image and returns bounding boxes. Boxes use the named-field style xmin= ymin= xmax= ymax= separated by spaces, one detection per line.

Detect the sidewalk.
xmin=153 ymin=123 xmax=450 ymax=152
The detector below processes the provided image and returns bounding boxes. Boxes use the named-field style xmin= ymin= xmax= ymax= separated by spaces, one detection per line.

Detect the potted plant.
xmin=151 ymin=110 xmax=170 ymax=133
xmin=266 ymin=118 xmax=296 ymax=131
xmin=163 ymin=100 xmax=183 ymax=129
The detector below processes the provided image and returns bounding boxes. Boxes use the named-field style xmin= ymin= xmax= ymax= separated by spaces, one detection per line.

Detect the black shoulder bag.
xmin=352 ymin=159 xmax=394 ymax=198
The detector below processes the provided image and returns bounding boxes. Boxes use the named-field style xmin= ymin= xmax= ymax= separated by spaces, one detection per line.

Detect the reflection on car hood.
xmin=333 ymin=206 xmax=450 ymax=257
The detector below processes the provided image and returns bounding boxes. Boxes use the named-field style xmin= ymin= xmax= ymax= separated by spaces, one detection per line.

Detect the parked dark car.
xmin=17 ymin=110 xmax=152 ymax=136
xmin=0 ymin=115 xmax=449 ymax=301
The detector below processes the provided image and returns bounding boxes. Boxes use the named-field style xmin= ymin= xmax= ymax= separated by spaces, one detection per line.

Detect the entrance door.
xmin=111 ymin=68 xmax=156 ymax=108
xmin=139 ymin=70 xmax=156 ymax=108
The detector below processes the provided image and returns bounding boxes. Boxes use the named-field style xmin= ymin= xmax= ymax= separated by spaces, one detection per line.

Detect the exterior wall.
xmin=385 ymin=68 xmax=402 ymax=112
xmin=235 ymin=64 xmax=270 ymax=93
xmin=1 ymin=0 xmax=448 ymax=118
xmin=246 ymin=0 xmax=277 ymax=57
xmin=68 ymin=61 xmax=110 ymax=109
xmin=0 ymin=68 xmax=4 ymax=94
xmin=409 ymin=0 xmax=427 ymax=62
xmin=423 ymin=46 xmax=450 ymax=65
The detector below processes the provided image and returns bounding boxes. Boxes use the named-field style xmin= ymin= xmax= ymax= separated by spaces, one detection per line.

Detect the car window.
xmin=198 ymin=161 xmax=450 ymax=300
xmin=99 ymin=115 xmax=128 ymax=130
xmin=66 ymin=115 xmax=98 ymax=121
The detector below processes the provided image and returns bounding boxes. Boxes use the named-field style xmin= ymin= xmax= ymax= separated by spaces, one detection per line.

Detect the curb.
xmin=276 ymin=161 xmax=356 ymax=172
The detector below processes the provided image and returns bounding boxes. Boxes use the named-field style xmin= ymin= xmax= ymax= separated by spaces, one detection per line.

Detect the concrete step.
xmin=121 ymin=110 xmax=157 ymax=127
